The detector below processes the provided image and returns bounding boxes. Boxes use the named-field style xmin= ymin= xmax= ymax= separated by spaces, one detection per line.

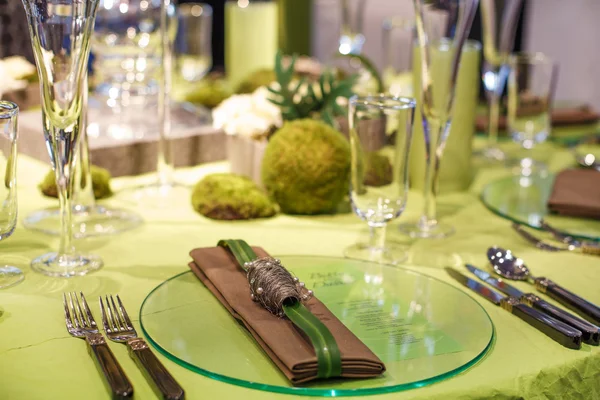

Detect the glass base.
xmin=117 ymin=182 xmax=190 ymax=209
xmin=406 ymin=251 xmax=463 ymax=269
xmin=0 ymin=266 xmax=24 ymax=289
xmin=505 ymin=157 xmax=549 ymax=177
xmin=473 ymin=145 xmax=506 ymax=162
xmin=344 ymin=243 xmax=407 ymax=265
xmin=31 ymin=253 xmax=103 ymax=278
xmin=23 ymin=205 xmax=142 ymax=238
xmin=397 ymin=220 xmax=455 ymax=239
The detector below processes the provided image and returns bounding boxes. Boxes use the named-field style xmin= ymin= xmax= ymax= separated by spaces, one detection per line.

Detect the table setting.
xmin=0 ymin=0 xmax=599 ymax=399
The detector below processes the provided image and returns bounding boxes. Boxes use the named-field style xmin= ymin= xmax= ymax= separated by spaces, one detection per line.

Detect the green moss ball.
xmin=261 ymin=119 xmax=351 ymax=215
xmin=191 ymin=173 xmax=278 ymax=220
xmin=235 ymin=69 xmax=276 ymax=94
xmin=183 ymin=79 xmax=231 ymax=109
xmin=364 ymin=152 xmax=393 ymax=187
xmin=39 ymin=165 xmax=113 ymax=199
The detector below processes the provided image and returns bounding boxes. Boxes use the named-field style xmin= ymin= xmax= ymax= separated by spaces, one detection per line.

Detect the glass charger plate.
xmin=481 ymin=174 xmax=600 ymax=240
xmin=140 ymin=256 xmax=494 ymax=397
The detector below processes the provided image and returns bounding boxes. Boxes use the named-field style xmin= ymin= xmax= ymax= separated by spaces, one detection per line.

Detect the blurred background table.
xmin=0 ymin=138 xmax=598 ymax=399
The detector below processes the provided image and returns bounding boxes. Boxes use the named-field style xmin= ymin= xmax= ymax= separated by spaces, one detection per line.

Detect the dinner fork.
xmin=63 ymin=292 xmax=134 ymax=399
xmin=512 ymin=223 xmax=600 ymax=256
xmin=100 ymin=295 xmax=185 ymax=400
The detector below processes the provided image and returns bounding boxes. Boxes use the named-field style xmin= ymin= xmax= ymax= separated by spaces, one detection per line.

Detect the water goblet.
xmin=0 ymin=101 xmax=23 ymax=289
xmin=345 ymin=95 xmax=415 ymax=265
xmin=381 ymin=16 xmax=414 ymax=97
xmin=507 ymin=52 xmax=557 ymax=175
xmin=338 ymin=0 xmax=366 ymax=56
xmin=21 ymin=0 xmax=103 ymax=277
xmin=478 ymin=0 xmax=524 ymax=162
xmin=397 ymin=0 xmax=478 ymax=239
xmin=174 ymin=3 xmax=213 ymax=83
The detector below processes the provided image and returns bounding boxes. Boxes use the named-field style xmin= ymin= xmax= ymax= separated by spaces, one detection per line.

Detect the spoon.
xmin=487 ymin=246 xmax=600 ymax=325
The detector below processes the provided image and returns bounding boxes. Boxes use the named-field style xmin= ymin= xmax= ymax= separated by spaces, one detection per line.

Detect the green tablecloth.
xmin=1 ymin=142 xmax=599 ymax=400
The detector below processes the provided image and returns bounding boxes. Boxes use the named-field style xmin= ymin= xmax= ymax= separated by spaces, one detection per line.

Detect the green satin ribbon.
xmin=217 ymin=239 xmax=342 ymax=379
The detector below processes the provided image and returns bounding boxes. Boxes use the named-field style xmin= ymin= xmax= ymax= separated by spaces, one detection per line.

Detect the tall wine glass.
xmin=478 ymin=0 xmax=524 ymax=161
xmin=345 ymin=95 xmax=415 ymax=264
xmin=338 ymin=0 xmax=366 ymax=55
xmin=397 ymin=0 xmax=478 ymax=239
xmin=0 ymin=101 xmax=24 ymax=289
xmin=21 ymin=0 xmax=103 ymax=277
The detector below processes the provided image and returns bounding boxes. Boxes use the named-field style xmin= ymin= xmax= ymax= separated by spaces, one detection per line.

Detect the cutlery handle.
xmin=524 ymin=294 xmax=600 ymax=346
xmin=128 ymin=338 xmax=185 ymax=400
xmin=508 ymin=301 xmax=582 ymax=349
xmin=536 ymin=278 xmax=600 ymax=325
xmin=581 ymin=243 xmax=600 ymax=256
xmin=86 ymin=334 xmax=134 ymax=399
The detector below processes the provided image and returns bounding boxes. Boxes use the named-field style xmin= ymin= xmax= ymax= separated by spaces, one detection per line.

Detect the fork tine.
xmin=73 ymin=291 xmax=89 ymax=328
xmin=109 ymin=295 xmax=126 ymax=331
xmin=105 ymin=295 xmax=122 ymax=331
xmin=68 ymin=292 xmax=81 ymax=329
xmin=99 ymin=296 xmax=111 ymax=333
xmin=116 ymin=295 xmax=134 ymax=330
xmin=79 ymin=292 xmax=97 ymax=329
xmin=63 ymin=293 xmax=74 ymax=330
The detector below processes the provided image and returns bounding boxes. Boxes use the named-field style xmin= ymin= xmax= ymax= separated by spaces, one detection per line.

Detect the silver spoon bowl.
xmin=487 ymin=247 xmax=532 ymax=281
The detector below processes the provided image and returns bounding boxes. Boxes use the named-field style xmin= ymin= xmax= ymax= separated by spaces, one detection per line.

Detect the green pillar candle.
xmin=225 ymin=0 xmax=279 ymax=87
xmin=409 ymin=40 xmax=481 ymax=193
xmin=277 ymin=0 xmax=312 ymax=55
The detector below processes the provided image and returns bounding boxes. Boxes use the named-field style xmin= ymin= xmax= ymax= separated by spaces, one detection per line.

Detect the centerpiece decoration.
xmin=191 ymin=173 xmax=278 ymax=220
xmin=0 ymin=56 xmax=38 ymax=107
xmin=39 ymin=165 xmax=113 ymax=200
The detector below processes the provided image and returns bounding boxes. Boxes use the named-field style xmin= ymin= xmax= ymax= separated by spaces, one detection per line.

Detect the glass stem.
xmin=368 ymin=223 xmax=387 ymax=251
xmin=419 ymin=119 xmax=445 ymax=229
xmin=487 ymin=86 xmax=501 ymax=149
xmin=45 ymin=117 xmax=77 ymax=258
xmin=157 ymin=0 xmax=174 ymax=187
xmin=73 ymin=74 xmax=96 ymax=210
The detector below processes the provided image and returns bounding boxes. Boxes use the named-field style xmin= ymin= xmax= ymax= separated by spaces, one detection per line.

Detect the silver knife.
xmin=445 ymin=268 xmax=582 ymax=349
xmin=466 ymin=264 xmax=600 ymax=346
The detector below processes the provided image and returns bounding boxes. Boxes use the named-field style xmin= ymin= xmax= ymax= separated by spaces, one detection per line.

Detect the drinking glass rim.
xmin=350 ymin=95 xmax=416 ymax=111
xmin=509 ymin=52 xmax=553 ymax=66
xmin=178 ymin=2 xmax=213 ymax=17
xmin=0 ymin=101 xmax=19 ymax=119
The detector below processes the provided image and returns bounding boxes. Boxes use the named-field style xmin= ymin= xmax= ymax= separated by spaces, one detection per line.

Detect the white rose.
xmin=2 ymin=56 xmax=36 ymax=80
xmin=212 ymin=86 xmax=282 ymax=139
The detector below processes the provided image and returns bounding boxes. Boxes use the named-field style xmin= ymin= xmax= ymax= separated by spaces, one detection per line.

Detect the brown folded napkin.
xmin=476 ymin=105 xmax=600 ymax=131
xmin=547 ymin=169 xmax=600 ymax=219
xmin=189 ymin=246 xmax=385 ymax=384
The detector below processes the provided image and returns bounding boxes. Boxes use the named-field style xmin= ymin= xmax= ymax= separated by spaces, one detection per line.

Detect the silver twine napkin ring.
xmin=244 ymin=257 xmax=314 ymax=317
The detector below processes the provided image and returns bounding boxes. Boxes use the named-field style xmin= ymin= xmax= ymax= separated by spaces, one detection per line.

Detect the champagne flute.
xmin=397 ymin=0 xmax=478 ymax=239
xmin=479 ymin=0 xmax=524 ymax=161
xmin=0 ymin=101 xmax=24 ymax=289
xmin=22 ymin=73 xmax=143 ymax=238
xmin=345 ymin=95 xmax=415 ymax=264
xmin=21 ymin=0 xmax=103 ymax=277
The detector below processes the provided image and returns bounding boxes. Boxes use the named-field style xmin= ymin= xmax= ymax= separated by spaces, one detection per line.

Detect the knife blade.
xmin=465 ymin=264 xmax=600 ymax=345
xmin=445 ymin=268 xmax=582 ymax=349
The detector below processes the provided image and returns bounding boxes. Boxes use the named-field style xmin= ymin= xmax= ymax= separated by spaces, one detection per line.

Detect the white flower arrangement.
xmin=0 ymin=56 xmax=36 ymax=99
xmin=212 ymin=86 xmax=282 ymax=140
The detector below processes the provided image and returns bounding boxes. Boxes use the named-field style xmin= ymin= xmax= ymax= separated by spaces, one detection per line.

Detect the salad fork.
xmin=63 ymin=292 xmax=133 ymax=399
xmin=100 ymin=295 xmax=185 ymax=400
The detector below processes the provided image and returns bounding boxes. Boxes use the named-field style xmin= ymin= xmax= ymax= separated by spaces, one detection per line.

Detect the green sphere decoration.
xmin=261 ymin=119 xmax=351 ymax=215
xmin=191 ymin=173 xmax=278 ymax=220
